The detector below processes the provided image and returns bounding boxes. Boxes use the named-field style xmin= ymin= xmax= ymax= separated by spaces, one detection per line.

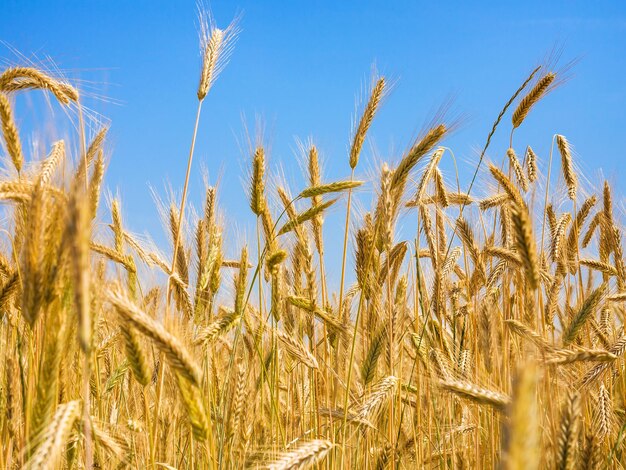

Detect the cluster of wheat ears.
xmin=0 ymin=11 xmax=625 ymax=470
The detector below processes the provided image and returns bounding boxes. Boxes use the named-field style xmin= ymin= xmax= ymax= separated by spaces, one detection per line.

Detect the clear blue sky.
xmin=2 ymin=1 xmax=626 ymax=284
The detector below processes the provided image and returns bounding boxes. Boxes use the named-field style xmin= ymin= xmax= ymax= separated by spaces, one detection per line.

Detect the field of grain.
xmin=0 ymin=11 xmax=625 ymax=470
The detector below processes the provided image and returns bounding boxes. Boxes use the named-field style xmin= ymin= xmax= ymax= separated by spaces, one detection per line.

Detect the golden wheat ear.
xmin=555 ymin=391 xmax=581 ymax=470
xmin=556 ymin=134 xmax=578 ymax=200
xmin=0 ymin=66 xmax=79 ymax=104
xmin=350 ymin=76 xmax=386 ymax=169
xmin=512 ymin=71 xmax=555 ymax=129
xmin=439 ymin=379 xmax=511 ymax=412
xmin=107 ymin=287 xmax=202 ymax=386
xmin=263 ymin=439 xmax=334 ymax=469
xmin=196 ymin=10 xmax=240 ymax=101
xmin=507 ymin=148 xmax=529 ymax=192
xmin=23 ymin=401 xmax=81 ymax=470
xmin=0 ymin=93 xmax=23 ymax=173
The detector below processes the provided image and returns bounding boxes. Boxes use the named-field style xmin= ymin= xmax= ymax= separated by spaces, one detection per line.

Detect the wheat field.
xmin=0 ymin=11 xmax=625 ymax=470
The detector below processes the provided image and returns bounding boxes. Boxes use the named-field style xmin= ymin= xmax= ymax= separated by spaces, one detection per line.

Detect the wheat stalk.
xmin=512 ymin=72 xmax=555 ymax=129
xmin=0 ymin=93 xmax=23 ymax=173
xmin=556 ymin=134 xmax=577 ymax=200
xmin=265 ymin=439 xmax=333 ymax=470
xmin=108 ymin=287 xmax=202 ymax=386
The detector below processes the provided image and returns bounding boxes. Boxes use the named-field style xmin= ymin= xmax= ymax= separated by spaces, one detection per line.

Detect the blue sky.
xmin=1 ymin=1 xmax=626 ymax=285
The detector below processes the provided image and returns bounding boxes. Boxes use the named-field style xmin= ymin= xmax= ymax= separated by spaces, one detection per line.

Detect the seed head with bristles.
xmin=0 ymin=93 xmax=23 ymax=173
xmin=507 ymin=148 xmax=528 ymax=191
xmin=299 ymin=180 xmax=363 ymax=199
xmin=556 ymin=391 xmax=581 ymax=470
xmin=0 ymin=66 xmax=79 ymax=104
xmin=392 ymin=124 xmax=447 ymax=194
xmin=197 ymin=10 xmax=239 ymax=101
xmin=439 ymin=379 xmax=511 ymax=411
xmin=38 ymin=140 xmax=65 ymax=185
xmin=511 ymin=205 xmax=539 ymax=289
xmin=489 ymin=163 xmax=525 ymax=207
xmin=266 ymin=439 xmax=333 ymax=470
xmin=479 ymin=193 xmax=510 ymax=211
xmin=512 ymin=72 xmax=555 ymax=129
xmin=23 ymin=401 xmax=81 ymax=470
xmin=526 ymin=146 xmax=538 ymax=182
xmin=350 ymin=76 xmax=386 ymax=169
xmin=249 ymin=146 xmax=265 ymax=216
xmin=594 ymin=384 xmax=612 ymax=441
xmin=107 ymin=287 xmax=202 ymax=386
xmin=556 ymin=134 xmax=577 ymax=200
xmin=307 ymin=144 xmax=324 ymax=251
xmin=413 ymin=147 xmax=444 ymax=203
